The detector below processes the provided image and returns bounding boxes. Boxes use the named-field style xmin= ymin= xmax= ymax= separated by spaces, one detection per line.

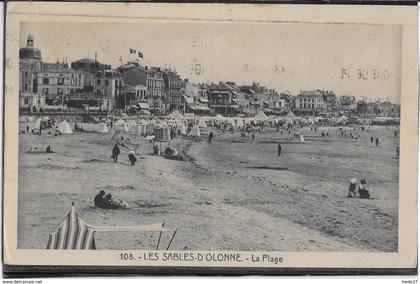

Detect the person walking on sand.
xmin=208 ymin=132 xmax=214 ymax=143
xmin=128 ymin=147 xmax=137 ymax=166
xmin=375 ymin=137 xmax=379 ymax=147
xmin=26 ymin=125 xmax=29 ymax=134
xmin=371 ymin=136 xmax=374 ymax=143
xmin=277 ymin=143 xmax=282 ymax=157
xmin=252 ymin=134 xmax=255 ymax=141
xmin=112 ymin=143 xmax=120 ymax=163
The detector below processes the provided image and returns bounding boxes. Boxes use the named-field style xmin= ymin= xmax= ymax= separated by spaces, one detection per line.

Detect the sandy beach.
xmin=18 ymin=124 xmax=399 ymax=252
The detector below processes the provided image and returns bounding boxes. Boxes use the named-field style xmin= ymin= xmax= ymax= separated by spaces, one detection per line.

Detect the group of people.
xmin=347 ymin=178 xmax=371 ymax=199
xmin=370 ymin=136 xmax=380 ymax=147
xmin=94 ymin=190 xmax=129 ymax=209
xmin=112 ymin=143 xmax=137 ymax=166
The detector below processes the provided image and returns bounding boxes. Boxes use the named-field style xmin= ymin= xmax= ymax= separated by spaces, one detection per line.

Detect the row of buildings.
xmin=19 ymin=34 xmax=400 ymax=118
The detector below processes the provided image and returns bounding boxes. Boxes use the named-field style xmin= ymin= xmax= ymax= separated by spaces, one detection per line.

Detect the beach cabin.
xmin=293 ymin=133 xmax=305 ymax=143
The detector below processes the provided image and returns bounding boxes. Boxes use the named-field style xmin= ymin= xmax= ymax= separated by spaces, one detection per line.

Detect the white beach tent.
xmin=32 ymin=117 xmax=43 ymax=131
xmin=177 ymin=123 xmax=187 ymax=135
xmin=98 ymin=122 xmax=109 ymax=133
xmin=57 ymin=120 xmax=73 ymax=134
xmin=293 ymin=132 xmax=305 ymax=143
xmin=254 ymin=111 xmax=268 ymax=121
xmin=286 ymin=111 xmax=296 ymax=117
xmin=236 ymin=118 xmax=244 ymax=127
xmin=198 ymin=119 xmax=207 ymax=128
xmin=166 ymin=110 xmax=185 ymax=120
xmin=214 ymin=114 xmax=225 ymax=122
xmin=225 ymin=117 xmax=236 ymax=127
xmin=189 ymin=125 xmax=201 ymax=137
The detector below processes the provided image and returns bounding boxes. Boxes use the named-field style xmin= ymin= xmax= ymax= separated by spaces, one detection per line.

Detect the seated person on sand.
xmin=358 ymin=179 xmax=371 ymax=199
xmin=164 ymin=147 xmax=179 ymax=158
xmin=347 ymin=178 xmax=357 ymax=197
xmin=94 ymin=190 xmax=107 ymax=208
xmin=104 ymin=194 xmax=130 ymax=209
xmin=46 ymin=145 xmax=55 ymax=153
xmin=28 ymin=146 xmax=38 ymax=153
xmin=93 ymin=192 xmax=129 ymax=209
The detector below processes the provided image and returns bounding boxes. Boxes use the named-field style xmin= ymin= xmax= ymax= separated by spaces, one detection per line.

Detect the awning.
xmin=198 ymin=97 xmax=209 ymax=103
xmin=183 ymin=96 xmax=194 ymax=104
xmin=197 ymin=106 xmax=210 ymax=111
xmin=138 ymin=103 xmax=149 ymax=110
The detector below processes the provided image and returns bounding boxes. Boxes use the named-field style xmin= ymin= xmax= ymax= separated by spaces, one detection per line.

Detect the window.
xmin=24 ymin=83 xmax=28 ymax=91
xmin=25 ymin=71 xmax=29 ymax=78
xmin=58 ymin=88 xmax=63 ymax=95
xmin=105 ymin=80 xmax=109 ymax=86
xmin=58 ymin=77 xmax=64 ymax=85
xmin=43 ymin=77 xmax=49 ymax=85
xmin=24 ymin=97 xmax=29 ymax=104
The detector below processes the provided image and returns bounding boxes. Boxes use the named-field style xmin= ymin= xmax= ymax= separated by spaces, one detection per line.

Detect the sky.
xmin=21 ymin=21 xmax=402 ymax=103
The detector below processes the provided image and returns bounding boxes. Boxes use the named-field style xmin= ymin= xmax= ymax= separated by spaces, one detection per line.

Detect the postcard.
xmin=3 ymin=2 xmax=418 ymax=275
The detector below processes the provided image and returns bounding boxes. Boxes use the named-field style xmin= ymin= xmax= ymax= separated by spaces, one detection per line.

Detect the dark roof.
xmin=122 ymin=67 xmax=147 ymax=86
xmin=208 ymin=83 xmax=234 ymax=92
xmin=74 ymin=58 xmax=96 ymax=64
xmin=19 ymin=47 xmax=42 ymax=60
xmin=297 ymin=90 xmax=323 ymax=97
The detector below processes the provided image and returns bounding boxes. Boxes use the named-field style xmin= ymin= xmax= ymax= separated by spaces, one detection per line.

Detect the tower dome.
xmin=19 ymin=34 xmax=41 ymax=60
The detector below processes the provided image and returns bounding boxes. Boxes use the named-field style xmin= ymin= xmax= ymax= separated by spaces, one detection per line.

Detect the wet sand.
xmin=18 ymin=124 xmax=399 ymax=251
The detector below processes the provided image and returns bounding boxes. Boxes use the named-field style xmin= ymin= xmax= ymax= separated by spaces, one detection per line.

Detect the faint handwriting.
xmin=340 ymin=68 xmax=390 ymax=80
xmin=191 ymin=59 xmax=204 ymax=75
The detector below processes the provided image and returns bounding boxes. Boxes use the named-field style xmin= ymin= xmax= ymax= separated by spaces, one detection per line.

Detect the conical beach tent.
xmin=236 ymin=119 xmax=244 ymax=127
xmin=254 ymin=111 xmax=268 ymax=121
xmin=166 ymin=110 xmax=184 ymax=120
xmin=57 ymin=120 xmax=73 ymax=134
xmin=293 ymin=132 xmax=305 ymax=143
xmin=178 ymin=123 xmax=187 ymax=135
xmin=286 ymin=111 xmax=295 ymax=117
xmin=98 ymin=123 xmax=109 ymax=133
xmin=32 ymin=117 xmax=42 ymax=131
xmin=189 ymin=125 xmax=201 ymax=137
xmin=214 ymin=114 xmax=225 ymax=122
xmin=198 ymin=119 xmax=207 ymax=128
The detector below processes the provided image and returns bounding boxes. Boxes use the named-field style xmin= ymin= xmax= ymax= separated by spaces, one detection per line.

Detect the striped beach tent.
xmin=47 ymin=204 xmax=175 ymax=250
xmin=47 ymin=204 xmax=96 ymax=250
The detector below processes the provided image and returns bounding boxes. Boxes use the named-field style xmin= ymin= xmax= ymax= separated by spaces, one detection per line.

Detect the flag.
xmin=46 ymin=205 xmax=96 ymax=250
xmin=138 ymin=52 xmax=143 ymax=59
